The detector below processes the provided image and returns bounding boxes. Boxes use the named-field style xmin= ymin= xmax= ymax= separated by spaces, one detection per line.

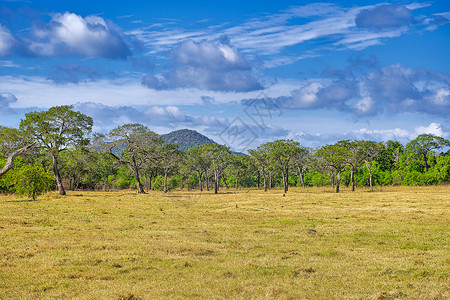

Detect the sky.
xmin=0 ymin=0 xmax=449 ymax=152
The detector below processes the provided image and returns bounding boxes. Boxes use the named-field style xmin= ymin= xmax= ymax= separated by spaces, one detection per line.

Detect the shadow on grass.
xmin=5 ymin=199 xmax=39 ymax=203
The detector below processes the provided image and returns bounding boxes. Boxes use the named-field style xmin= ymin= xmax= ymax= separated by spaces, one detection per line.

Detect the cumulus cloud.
xmin=415 ymin=122 xmax=448 ymax=138
xmin=28 ymin=12 xmax=130 ymax=58
xmin=288 ymin=122 xmax=449 ymax=149
xmin=0 ymin=92 xmax=17 ymax=108
xmin=248 ymin=63 xmax=450 ymax=118
xmin=355 ymin=5 xmax=414 ymax=30
xmin=363 ymin=64 xmax=450 ymax=116
xmin=0 ymin=24 xmax=15 ymax=56
xmin=142 ymin=39 xmax=263 ymax=92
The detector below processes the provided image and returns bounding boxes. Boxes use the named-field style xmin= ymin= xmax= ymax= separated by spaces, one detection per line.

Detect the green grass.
xmin=0 ymin=186 xmax=449 ymax=299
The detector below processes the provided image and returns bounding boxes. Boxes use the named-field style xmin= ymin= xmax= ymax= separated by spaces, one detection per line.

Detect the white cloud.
xmin=28 ymin=12 xmax=130 ymax=58
xmin=415 ymin=123 xmax=447 ymax=138
xmin=142 ymin=39 xmax=262 ymax=92
xmin=0 ymin=24 xmax=15 ymax=56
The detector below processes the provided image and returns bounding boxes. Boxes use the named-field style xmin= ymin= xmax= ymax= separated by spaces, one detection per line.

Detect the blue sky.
xmin=0 ymin=0 xmax=449 ymax=151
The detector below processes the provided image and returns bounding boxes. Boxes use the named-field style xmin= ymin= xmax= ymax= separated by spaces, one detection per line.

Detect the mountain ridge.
xmin=160 ymin=129 xmax=216 ymax=151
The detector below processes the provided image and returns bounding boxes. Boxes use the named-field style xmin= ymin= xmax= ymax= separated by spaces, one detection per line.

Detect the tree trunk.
xmin=223 ymin=176 xmax=229 ymax=189
xmin=206 ymin=170 xmax=210 ymax=191
xmin=257 ymin=171 xmax=260 ymax=189
xmin=214 ymin=170 xmax=218 ymax=194
xmin=198 ymin=171 xmax=203 ymax=191
xmin=52 ymin=152 xmax=66 ymax=196
xmin=351 ymin=168 xmax=355 ymax=192
xmin=129 ymin=159 xmax=144 ymax=194
xmin=164 ymin=169 xmax=168 ymax=193
xmin=369 ymin=171 xmax=373 ymax=192
xmin=297 ymin=166 xmax=304 ymax=188
xmin=263 ymin=168 xmax=267 ymax=192
xmin=269 ymin=173 xmax=272 ymax=190
xmin=0 ymin=143 xmax=36 ymax=179
xmin=144 ymin=174 xmax=148 ymax=192
xmin=149 ymin=174 xmax=153 ymax=190
xmin=235 ymin=173 xmax=239 ymax=190
xmin=284 ymin=166 xmax=289 ymax=193
xmin=336 ymin=171 xmax=341 ymax=193
xmin=423 ymin=152 xmax=429 ymax=171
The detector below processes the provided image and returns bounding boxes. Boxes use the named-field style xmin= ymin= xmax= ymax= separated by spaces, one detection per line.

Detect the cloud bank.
xmin=142 ymin=39 xmax=263 ymax=92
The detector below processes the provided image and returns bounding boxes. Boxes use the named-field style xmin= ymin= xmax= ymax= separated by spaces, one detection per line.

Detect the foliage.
xmin=13 ymin=163 xmax=54 ymax=200
xmin=19 ymin=105 xmax=93 ymax=195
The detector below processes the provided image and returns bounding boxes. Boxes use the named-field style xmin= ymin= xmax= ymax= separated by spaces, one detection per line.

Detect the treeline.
xmin=1 ymin=106 xmax=449 ymax=199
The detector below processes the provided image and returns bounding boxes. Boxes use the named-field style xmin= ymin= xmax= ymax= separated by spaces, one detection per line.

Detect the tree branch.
xmin=0 ymin=143 xmax=37 ymax=178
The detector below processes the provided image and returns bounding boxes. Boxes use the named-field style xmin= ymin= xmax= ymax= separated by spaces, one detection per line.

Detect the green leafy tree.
xmin=265 ymin=139 xmax=301 ymax=193
xmin=14 ymin=163 xmax=54 ymax=200
xmin=101 ymin=124 xmax=161 ymax=193
xmin=316 ymin=141 xmax=350 ymax=193
xmin=155 ymin=143 xmax=180 ymax=193
xmin=200 ymin=144 xmax=229 ymax=194
xmin=405 ymin=134 xmax=450 ymax=171
xmin=19 ymin=105 xmax=93 ymax=195
xmin=359 ymin=140 xmax=384 ymax=191
xmin=185 ymin=146 xmax=208 ymax=191
xmin=249 ymin=144 xmax=270 ymax=191
xmin=290 ymin=145 xmax=310 ymax=188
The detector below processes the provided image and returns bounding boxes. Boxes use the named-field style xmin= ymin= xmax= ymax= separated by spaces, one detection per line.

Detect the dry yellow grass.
xmin=0 ymin=186 xmax=449 ymax=299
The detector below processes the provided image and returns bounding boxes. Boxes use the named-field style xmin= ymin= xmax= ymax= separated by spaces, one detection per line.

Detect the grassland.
xmin=0 ymin=186 xmax=449 ymax=299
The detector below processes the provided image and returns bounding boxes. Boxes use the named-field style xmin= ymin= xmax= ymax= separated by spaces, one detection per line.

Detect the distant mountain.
xmin=161 ymin=129 xmax=216 ymax=151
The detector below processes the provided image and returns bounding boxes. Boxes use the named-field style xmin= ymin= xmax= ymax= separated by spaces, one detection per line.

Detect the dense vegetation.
xmin=1 ymin=106 xmax=449 ymax=198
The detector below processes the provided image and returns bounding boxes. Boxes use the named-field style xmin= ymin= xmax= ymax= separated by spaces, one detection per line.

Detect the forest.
xmin=1 ymin=105 xmax=449 ymax=199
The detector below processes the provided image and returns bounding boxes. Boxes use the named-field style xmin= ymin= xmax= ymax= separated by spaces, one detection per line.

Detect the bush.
xmin=310 ymin=173 xmax=330 ymax=187
xmin=152 ymin=175 xmax=164 ymax=191
xmin=14 ymin=163 xmax=54 ymax=200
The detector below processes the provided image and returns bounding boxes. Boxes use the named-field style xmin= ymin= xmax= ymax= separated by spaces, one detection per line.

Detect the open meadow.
xmin=0 ymin=186 xmax=449 ymax=299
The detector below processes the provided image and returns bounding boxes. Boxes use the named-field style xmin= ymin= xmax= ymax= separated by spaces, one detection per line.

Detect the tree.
xmin=19 ymin=105 xmax=93 ymax=195
xmin=185 ymin=146 xmax=208 ymax=191
xmin=342 ymin=140 xmax=365 ymax=192
xmin=102 ymin=124 xmax=161 ymax=194
xmin=249 ymin=145 xmax=269 ymax=191
xmin=376 ymin=140 xmax=403 ymax=172
xmin=156 ymin=143 xmax=180 ymax=193
xmin=360 ymin=140 xmax=384 ymax=191
xmin=405 ymin=134 xmax=450 ymax=172
xmin=316 ymin=142 xmax=349 ymax=193
xmin=200 ymin=144 xmax=229 ymax=194
xmin=265 ymin=139 xmax=301 ymax=193
xmin=290 ymin=145 xmax=310 ymax=188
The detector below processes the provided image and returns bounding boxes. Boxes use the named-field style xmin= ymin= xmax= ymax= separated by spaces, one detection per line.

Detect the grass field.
xmin=0 ymin=186 xmax=449 ymax=299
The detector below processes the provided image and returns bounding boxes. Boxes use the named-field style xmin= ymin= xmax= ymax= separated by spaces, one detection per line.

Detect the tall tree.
xmin=156 ymin=143 xmax=180 ymax=193
xmin=316 ymin=142 xmax=349 ymax=193
xmin=360 ymin=140 xmax=384 ymax=191
xmin=405 ymin=134 xmax=450 ymax=171
xmin=185 ymin=146 xmax=208 ymax=191
xmin=248 ymin=144 xmax=269 ymax=191
xmin=19 ymin=105 xmax=93 ymax=195
xmin=265 ymin=139 xmax=301 ymax=193
xmin=342 ymin=140 xmax=365 ymax=192
xmin=200 ymin=144 xmax=229 ymax=194
xmin=290 ymin=145 xmax=310 ymax=188
xmin=102 ymin=124 xmax=161 ymax=194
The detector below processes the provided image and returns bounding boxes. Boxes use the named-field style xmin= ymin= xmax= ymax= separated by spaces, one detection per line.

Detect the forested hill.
xmin=161 ymin=129 xmax=216 ymax=151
